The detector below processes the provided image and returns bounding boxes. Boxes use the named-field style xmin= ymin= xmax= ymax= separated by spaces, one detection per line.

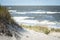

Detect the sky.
xmin=0 ymin=0 xmax=60 ymax=6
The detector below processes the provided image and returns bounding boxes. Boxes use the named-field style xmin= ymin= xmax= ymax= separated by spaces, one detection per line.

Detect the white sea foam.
xmin=9 ymin=10 xmax=60 ymax=14
xmin=10 ymin=10 xmax=60 ymax=28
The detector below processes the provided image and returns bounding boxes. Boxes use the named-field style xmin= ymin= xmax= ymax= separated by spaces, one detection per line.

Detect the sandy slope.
xmin=0 ymin=28 xmax=60 ymax=40
xmin=21 ymin=28 xmax=60 ymax=40
xmin=21 ymin=28 xmax=48 ymax=40
xmin=0 ymin=35 xmax=13 ymax=40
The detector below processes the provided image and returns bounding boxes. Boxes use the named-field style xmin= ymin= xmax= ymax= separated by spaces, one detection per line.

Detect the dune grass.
xmin=20 ymin=24 xmax=60 ymax=34
xmin=20 ymin=24 xmax=50 ymax=34
xmin=0 ymin=6 xmax=22 ymax=36
xmin=0 ymin=6 xmax=15 ymax=23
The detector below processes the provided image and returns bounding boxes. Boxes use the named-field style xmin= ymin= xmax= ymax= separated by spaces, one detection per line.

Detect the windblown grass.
xmin=21 ymin=24 xmax=60 ymax=34
xmin=0 ymin=6 xmax=22 ymax=36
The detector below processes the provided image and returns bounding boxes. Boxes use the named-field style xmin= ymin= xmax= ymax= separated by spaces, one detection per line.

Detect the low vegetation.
xmin=0 ymin=6 xmax=22 ymax=36
xmin=0 ymin=6 xmax=16 ymax=24
xmin=21 ymin=24 xmax=60 ymax=34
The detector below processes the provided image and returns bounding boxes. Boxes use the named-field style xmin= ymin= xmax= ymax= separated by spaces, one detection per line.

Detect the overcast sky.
xmin=0 ymin=0 xmax=60 ymax=6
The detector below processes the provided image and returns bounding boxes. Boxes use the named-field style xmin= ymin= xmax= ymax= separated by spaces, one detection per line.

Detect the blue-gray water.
xmin=7 ymin=6 xmax=60 ymax=28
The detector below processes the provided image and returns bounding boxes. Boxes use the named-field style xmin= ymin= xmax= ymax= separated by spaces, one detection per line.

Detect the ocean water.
xmin=8 ymin=6 xmax=60 ymax=28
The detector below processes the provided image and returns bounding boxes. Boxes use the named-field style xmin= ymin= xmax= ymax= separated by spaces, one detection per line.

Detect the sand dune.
xmin=0 ymin=28 xmax=60 ymax=40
